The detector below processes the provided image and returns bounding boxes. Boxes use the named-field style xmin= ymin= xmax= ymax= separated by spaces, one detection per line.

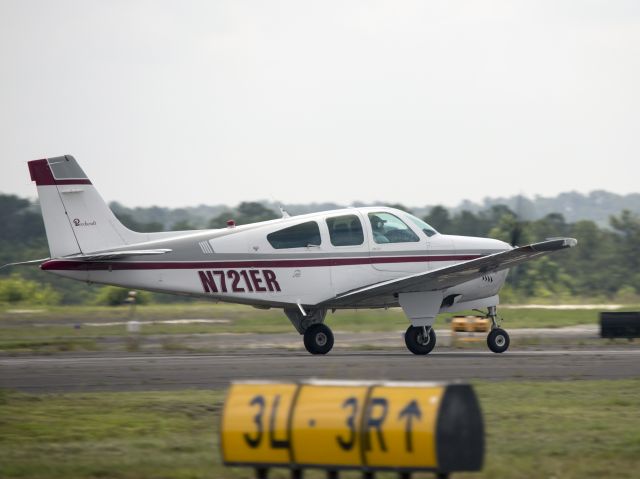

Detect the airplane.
xmin=17 ymin=155 xmax=577 ymax=355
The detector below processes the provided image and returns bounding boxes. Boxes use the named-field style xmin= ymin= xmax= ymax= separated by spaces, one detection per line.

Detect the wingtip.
xmin=531 ymin=237 xmax=578 ymax=252
xmin=564 ymin=238 xmax=578 ymax=248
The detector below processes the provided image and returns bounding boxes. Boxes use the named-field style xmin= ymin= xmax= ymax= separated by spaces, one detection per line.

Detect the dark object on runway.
xmin=600 ymin=312 xmax=640 ymax=339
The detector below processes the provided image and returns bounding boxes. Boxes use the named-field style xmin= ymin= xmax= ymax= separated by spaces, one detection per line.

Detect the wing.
xmin=320 ymin=238 xmax=577 ymax=308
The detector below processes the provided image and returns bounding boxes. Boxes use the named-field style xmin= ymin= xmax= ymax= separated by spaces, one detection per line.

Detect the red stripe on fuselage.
xmin=41 ymin=255 xmax=483 ymax=271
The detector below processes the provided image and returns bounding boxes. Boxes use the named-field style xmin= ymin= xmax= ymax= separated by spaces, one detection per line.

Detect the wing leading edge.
xmin=320 ymin=238 xmax=577 ymax=308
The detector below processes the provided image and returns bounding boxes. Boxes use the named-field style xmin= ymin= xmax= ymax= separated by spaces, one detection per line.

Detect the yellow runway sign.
xmin=291 ymin=383 xmax=369 ymax=467
xmin=221 ymin=382 xmax=297 ymax=465
xmin=363 ymin=385 xmax=441 ymax=469
xmin=221 ymin=380 xmax=483 ymax=475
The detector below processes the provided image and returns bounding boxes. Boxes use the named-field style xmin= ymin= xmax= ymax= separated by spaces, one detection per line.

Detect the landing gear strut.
xmin=486 ymin=306 xmax=510 ymax=353
xmin=405 ymin=325 xmax=437 ymax=355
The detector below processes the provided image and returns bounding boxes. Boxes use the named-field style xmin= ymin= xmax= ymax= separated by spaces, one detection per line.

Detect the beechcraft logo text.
xmin=73 ymin=218 xmax=97 ymax=227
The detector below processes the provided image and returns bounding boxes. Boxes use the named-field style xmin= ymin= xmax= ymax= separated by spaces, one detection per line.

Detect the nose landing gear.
xmin=486 ymin=306 xmax=510 ymax=353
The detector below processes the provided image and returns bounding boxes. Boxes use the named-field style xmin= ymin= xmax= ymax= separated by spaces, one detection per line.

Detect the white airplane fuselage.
xmin=42 ymin=206 xmax=510 ymax=313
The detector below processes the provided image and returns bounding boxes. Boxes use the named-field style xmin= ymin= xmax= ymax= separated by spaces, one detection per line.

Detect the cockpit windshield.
xmin=406 ymin=214 xmax=438 ymax=237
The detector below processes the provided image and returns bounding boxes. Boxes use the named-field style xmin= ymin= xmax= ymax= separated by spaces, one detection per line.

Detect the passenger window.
xmin=368 ymin=212 xmax=420 ymax=244
xmin=326 ymin=215 xmax=364 ymax=246
xmin=267 ymin=221 xmax=321 ymax=249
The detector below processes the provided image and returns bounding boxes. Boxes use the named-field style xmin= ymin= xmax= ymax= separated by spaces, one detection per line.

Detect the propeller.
xmin=510 ymin=222 xmax=523 ymax=247
xmin=509 ymin=194 xmax=526 ymax=247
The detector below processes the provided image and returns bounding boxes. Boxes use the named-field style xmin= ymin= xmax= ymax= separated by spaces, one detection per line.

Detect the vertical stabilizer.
xmin=28 ymin=155 xmax=146 ymax=257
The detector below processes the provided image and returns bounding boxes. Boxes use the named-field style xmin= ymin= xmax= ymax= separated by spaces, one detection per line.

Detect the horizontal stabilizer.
xmin=0 ymin=258 xmax=51 ymax=270
xmin=64 ymin=249 xmax=172 ymax=261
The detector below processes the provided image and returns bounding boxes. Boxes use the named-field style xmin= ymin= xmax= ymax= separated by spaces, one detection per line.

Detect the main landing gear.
xmin=303 ymin=323 xmax=334 ymax=355
xmin=405 ymin=325 xmax=436 ymax=355
xmin=285 ymin=308 xmax=334 ymax=355
xmin=486 ymin=305 xmax=510 ymax=353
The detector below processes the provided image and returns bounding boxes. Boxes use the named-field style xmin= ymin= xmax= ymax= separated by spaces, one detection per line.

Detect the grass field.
xmin=1 ymin=302 xmax=636 ymax=353
xmin=2 ymin=302 xmax=635 ymax=331
xmin=1 ymin=379 xmax=639 ymax=478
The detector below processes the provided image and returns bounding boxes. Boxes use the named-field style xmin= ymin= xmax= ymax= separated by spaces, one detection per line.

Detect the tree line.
xmin=0 ymin=194 xmax=638 ymax=305
xmin=422 ymin=205 xmax=640 ymax=302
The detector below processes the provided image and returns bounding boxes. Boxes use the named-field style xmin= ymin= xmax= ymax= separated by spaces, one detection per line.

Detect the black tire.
xmin=487 ymin=328 xmax=510 ymax=353
xmin=303 ymin=324 xmax=334 ymax=355
xmin=404 ymin=325 xmax=436 ymax=355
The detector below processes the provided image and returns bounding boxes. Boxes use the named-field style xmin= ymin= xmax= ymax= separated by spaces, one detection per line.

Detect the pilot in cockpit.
xmin=370 ymin=215 xmax=390 ymax=243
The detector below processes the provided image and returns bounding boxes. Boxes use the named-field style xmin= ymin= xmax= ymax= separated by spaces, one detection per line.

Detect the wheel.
xmin=404 ymin=325 xmax=436 ymax=355
xmin=487 ymin=328 xmax=510 ymax=353
xmin=303 ymin=324 xmax=334 ymax=354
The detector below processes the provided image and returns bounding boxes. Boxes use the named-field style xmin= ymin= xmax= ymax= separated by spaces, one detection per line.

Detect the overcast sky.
xmin=1 ymin=0 xmax=638 ymax=208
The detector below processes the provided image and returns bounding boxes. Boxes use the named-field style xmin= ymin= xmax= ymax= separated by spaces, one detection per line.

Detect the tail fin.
xmin=28 ymin=155 xmax=147 ymax=257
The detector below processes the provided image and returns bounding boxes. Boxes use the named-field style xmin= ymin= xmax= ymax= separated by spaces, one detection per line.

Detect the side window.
xmin=368 ymin=212 xmax=420 ymax=244
xmin=267 ymin=221 xmax=321 ymax=249
xmin=326 ymin=215 xmax=364 ymax=246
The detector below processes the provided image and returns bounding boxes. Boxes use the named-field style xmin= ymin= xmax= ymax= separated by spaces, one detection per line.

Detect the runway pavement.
xmin=2 ymin=347 xmax=640 ymax=392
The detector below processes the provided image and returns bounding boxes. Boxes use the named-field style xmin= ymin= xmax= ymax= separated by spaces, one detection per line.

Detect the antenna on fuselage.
xmin=268 ymin=192 xmax=290 ymax=219
xmin=279 ymin=206 xmax=290 ymax=219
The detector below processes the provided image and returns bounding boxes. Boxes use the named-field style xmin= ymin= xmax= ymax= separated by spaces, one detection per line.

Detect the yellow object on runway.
xmin=451 ymin=315 xmax=490 ymax=333
xmin=220 ymin=380 xmax=484 ymax=475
